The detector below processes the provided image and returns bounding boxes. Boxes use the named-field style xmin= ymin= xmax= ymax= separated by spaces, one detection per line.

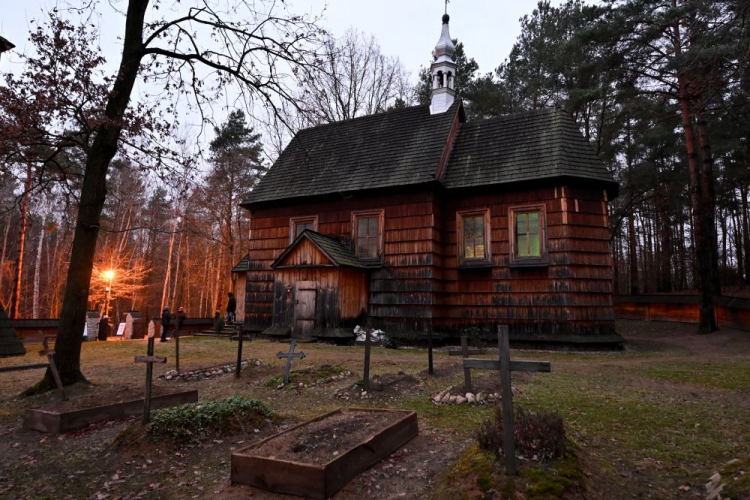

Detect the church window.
xmin=289 ymin=216 xmax=318 ymax=243
xmin=509 ymin=205 xmax=548 ymax=267
xmin=352 ymin=210 xmax=384 ymax=260
xmin=457 ymin=209 xmax=491 ymax=266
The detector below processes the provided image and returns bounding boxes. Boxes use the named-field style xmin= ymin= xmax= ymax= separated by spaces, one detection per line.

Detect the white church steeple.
xmin=429 ymin=13 xmax=457 ymax=115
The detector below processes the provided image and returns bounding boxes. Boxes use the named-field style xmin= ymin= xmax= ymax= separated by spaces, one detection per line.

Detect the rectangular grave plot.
xmin=231 ymin=407 xmax=418 ymax=499
xmin=23 ymin=390 xmax=198 ymax=433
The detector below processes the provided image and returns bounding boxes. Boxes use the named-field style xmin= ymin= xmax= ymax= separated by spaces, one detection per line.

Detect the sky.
xmin=0 ymin=0 xmax=572 ymax=160
xmin=1 ymin=0 xmax=571 ymax=83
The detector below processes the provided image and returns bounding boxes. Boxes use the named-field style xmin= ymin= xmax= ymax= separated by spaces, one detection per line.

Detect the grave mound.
xmin=264 ymin=364 xmax=354 ymax=390
xmin=115 ymin=396 xmax=274 ymax=448
xmin=335 ymin=371 xmax=423 ymax=400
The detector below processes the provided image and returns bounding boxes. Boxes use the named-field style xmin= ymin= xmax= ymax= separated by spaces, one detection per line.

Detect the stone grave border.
xmin=231 ymin=407 xmax=418 ymax=499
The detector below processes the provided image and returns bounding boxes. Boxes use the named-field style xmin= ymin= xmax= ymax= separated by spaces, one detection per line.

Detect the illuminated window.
xmin=509 ymin=205 xmax=547 ymax=266
xmin=457 ymin=209 xmax=491 ymax=266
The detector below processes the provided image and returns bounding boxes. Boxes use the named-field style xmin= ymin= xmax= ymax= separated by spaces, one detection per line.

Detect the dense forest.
xmin=1 ymin=0 xmax=748 ymax=330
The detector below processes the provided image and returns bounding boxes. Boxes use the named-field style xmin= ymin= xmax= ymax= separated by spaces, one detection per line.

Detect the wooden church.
xmin=240 ymin=14 xmax=622 ymax=346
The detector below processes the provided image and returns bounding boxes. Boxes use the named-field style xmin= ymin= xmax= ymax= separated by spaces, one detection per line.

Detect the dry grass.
xmin=0 ymin=321 xmax=748 ymax=499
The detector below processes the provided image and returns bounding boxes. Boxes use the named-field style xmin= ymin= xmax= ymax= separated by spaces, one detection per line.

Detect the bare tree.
xmin=5 ymin=0 xmax=322 ymax=391
xmin=297 ymin=29 xmax=412 ymax=125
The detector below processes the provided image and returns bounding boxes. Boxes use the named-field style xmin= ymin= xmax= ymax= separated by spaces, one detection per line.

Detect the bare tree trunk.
xmin=658 ymin=206 xmax=672 ymax=293
xmin=170 ymin=226 xmax=184 ymax=308
xmin=628 ymin=206 xmax=638 ymax=295
xmin=160 ymin=207 xmax=179 ymax=310
xmin=0 ymin=215 xmax=10 ymax=306
xmin=27 ymin=0 xmax=151 ymax=390
xmin=741 ymin=182 xmax=750 ymax=283
xmin=733 ymin=207 xmax=743 ymax=284
xmin=184 ymin=237 xmax=190 ymax=314
xmin=32 ymin=227 xmax=45 ymax=318
xmin=721 ymin=208 xmax=728 ymax=271
xmin=10 ymin=162 xmax=32 ymax=319
xmin=695 ymin=107 xmax=721 ymax=295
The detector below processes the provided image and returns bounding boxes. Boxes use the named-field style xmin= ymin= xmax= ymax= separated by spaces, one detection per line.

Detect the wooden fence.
xmin=10 ymin=318 xmax=214 ymax=343
xmin=614 ymin=295 xmax=750 ymax=332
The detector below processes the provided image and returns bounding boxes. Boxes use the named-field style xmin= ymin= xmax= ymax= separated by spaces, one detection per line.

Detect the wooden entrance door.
xmin=294 ymin=281 xmax=317 ymax=338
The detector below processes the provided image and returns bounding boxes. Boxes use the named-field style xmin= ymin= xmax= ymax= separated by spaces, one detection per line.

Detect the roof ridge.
xmin=297 ymin=104 xmax=431 ymax=135
xmin=464 ymin=106 xmax=565 ymax=127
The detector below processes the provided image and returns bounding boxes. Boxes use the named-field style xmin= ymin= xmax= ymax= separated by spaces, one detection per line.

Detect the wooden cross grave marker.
xmin=0 ymin=333 xmax=68 ymax=401
xmin=135 ymin=335 xmax=166 ymax=424
xmin=234 ymin=324 xmax=253 ymax=379
xmin=39 ymin=332 xmax=68 ymax=401
xmin=359 ymin=328 xmax=380 ymax=391
xmin=450 ymin=336 xmax=489 ymax=393
xmin=463 ymin=325 xmax=551 ymax=476
xmin=276 ymin=339 xmax=305 ymax=385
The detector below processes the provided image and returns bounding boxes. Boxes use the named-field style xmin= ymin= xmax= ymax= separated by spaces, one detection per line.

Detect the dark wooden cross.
xmin=38 ymin=332 xmax=67 ymax=401
xmin=463 ymin=325 xmax=551 ymax=476
xmin=135 ymin=336 xmax=166 ymax=424
xmin=360 ymin=328 xmax=380 ymax=391
xmin=276 ymin=339 xmax=305 ymax=385
xmin=234 ymin=324 xmax=252 ymax=379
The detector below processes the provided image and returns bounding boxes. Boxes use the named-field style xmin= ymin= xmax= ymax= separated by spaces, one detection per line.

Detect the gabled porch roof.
xmin=271 ymin=230 xmax=378 ymax=270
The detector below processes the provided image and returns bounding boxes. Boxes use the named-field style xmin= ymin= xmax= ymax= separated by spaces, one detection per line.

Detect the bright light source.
xmin=104 ymin=270 xmax=115 ymax=281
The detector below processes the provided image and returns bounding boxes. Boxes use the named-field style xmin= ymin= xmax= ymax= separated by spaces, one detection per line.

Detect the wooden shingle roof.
xmin=0 ymin=304 xmax=26 ymax=357
xmin=243 ymin=103 xmax=460 ymax=205
xmin=243 ymin=104 xmax=617 ymax=206
xmin=231 ymin=254 xmax=250 ymax=273
xmin=442 ymin=108 xmax=617 ymax=193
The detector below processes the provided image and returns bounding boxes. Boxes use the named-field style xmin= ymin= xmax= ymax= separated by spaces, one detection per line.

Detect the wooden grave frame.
xmin=24 ymin=334 xmax=197 ymax=433
xmin=231 ymin=407 xmax=418 ymax=499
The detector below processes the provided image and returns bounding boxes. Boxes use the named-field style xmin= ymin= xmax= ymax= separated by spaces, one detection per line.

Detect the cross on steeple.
xmin=445 ymin=0 xmax=449 ymax=15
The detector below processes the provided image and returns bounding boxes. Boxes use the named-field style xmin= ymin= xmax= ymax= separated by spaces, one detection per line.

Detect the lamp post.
xmin=103 ymin=269 xmax=115 ymax=318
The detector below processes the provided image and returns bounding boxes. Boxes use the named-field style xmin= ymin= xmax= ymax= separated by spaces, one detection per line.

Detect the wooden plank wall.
xmin=273 ymin=269 xmax=338 ymax=329
xmin=246 ymin=186 xmax=615 ymax=338
xmin=245 ymin=191 xmax=438 ymax=332
xmin=614 ymin=296 xmax=750 ymax=332
xmin=435 ymin=186 xmax=615 ymax=337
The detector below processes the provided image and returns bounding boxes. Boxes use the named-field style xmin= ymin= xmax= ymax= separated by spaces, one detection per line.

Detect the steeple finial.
xmin=429 ymin=10 xmax=457 ymax=114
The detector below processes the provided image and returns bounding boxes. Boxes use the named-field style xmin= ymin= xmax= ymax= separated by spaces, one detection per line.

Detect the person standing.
xmin=226 ymin=292 xmax=237 ymax=324
xmin=160 ymin=307 xmax=172 ymax=342
xmin=174 ymin=307 xmax=186 ymax=338
xmin=98 ymin=315 xmax=110 ymax=341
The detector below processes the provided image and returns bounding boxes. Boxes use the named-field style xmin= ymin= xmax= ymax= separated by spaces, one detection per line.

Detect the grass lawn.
xmin=0 ymin=319 xmax=748 ymax=499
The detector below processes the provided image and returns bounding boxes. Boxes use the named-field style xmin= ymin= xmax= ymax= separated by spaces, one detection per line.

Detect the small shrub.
xmin=382 ymin=335 xmax=401 ymax=349
xmin=475 ymin=405 xmax=566 ymax=462
xmin=148 ymin=396 xmax=272 ymax=444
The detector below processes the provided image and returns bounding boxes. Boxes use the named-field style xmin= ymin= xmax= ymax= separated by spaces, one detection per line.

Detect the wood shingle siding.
xmin=242 ymin=104 xmax=621 ymax=344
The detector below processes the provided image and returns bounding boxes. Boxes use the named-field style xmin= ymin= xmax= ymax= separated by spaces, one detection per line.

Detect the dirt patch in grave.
xmin=31 ymin=384 xmax=176 ymax=413
xmin=248 ymin=410 xmax=404 ymax=464
xmin=335 ymin=372 xmax=424 ymax=400
xmin=263 ymin=364 xmax=354 ymax=389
